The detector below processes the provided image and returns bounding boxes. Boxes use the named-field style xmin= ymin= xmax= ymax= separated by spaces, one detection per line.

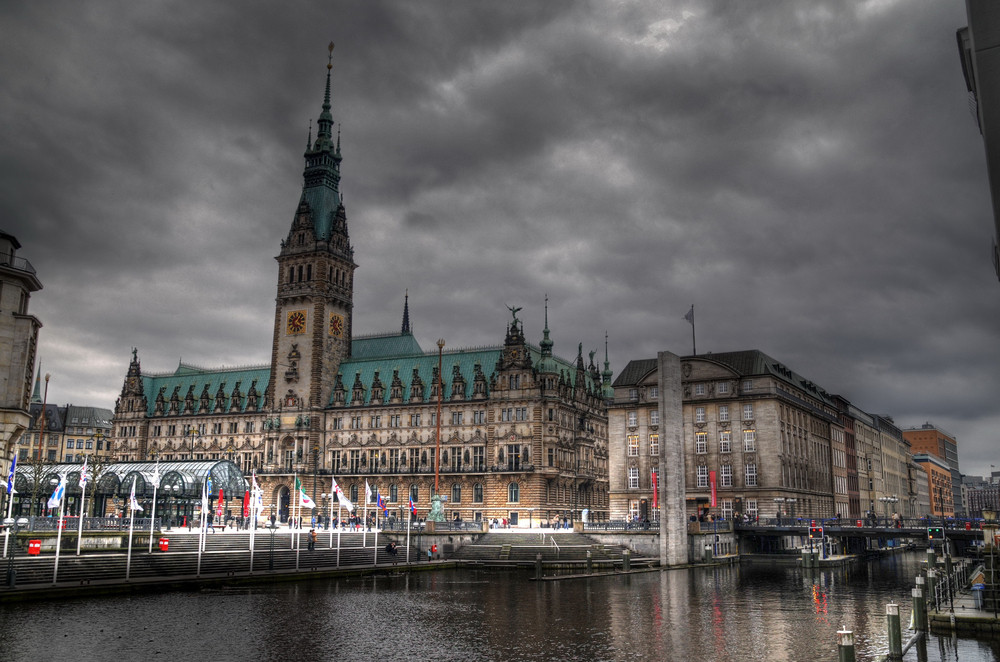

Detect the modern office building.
xmin=903 ymin=423 xmax=964 ymax=517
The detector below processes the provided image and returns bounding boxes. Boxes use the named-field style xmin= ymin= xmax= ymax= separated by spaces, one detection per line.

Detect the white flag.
xmin=79 ymin=457 xmax=89 ymax=490
xmin=296 ymin=476 xmax=316 ymax=509
xmin=47 ymin=475 xmax=66 ymax=509
xmin=129 ymin=479 xmax=143 ymax=512
xmin=332 ymin=476 xmax=354 ymax=512
xmin=365 ymin=480 xmax=372 ymax=503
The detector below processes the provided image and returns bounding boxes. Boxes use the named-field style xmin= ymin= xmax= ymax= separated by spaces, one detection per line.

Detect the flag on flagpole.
xmin=79 ymin=457 xmax=89 ymax=491
xmin=409 ymin=495 xmax=417 ymax=516
xmin=365 ymin=480 xmax=372 ymax=504
xmin=332 ymin=476 xmax=354 ymax=512
xmin=252 ymin=471 xmax=263 ymax=512
xmin=377 ymin=492 xmax=388 ymax=517
xmin=651 ymin=468 xmax=659 ymax=509
xmin=47 ymin=474 xmax=66 ymax=509
xmin=684 ymin=305 xmax=694 ymax=324
xmin=129 ymin=478 xmax=143 ymax=512
xmin=6 ymin=454 xmax=17 ymax=494
xmin=296 ymin=476 xmax=316 ymax=509
xmin=216 ymin=488 xmax=224 ymax=518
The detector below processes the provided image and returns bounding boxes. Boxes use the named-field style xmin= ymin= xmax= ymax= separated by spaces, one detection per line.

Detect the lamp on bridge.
xmin=773 ymin=497 xmax=786 ymax=522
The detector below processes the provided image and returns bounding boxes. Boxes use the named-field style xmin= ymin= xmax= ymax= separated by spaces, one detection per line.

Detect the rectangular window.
xmin=330 ymin=418 xmax=341 ymax=431
xmin=628 ymin=467 xmax=639 ymax=489
xmin=212 ymin=423 xmax=222 ymax=434
xmin=65 ymin=453 xmax=73 ymax=463
xmin=746 ymin=498 xmax=758 ymax=519
xmin=745 ymin=463 xmax=758 ymax=487
xmin=228 ymin=422 xmax=238 ymax=434
xmin=743 ymin=429 xmax=756 ymax=452
xmin=649 ymin=386 xmax=659 ymax=398
xmin=168 ymin=424 xmax=177 ymax=436
xmin=743 ymin=403 xmax=754 ymax=420
xmin=696 ymin=466 xmax=708 ymax=488
xmin=473 ymin=410 xmax=486 ymax=425
xmin=627 ymin=411 xmax=637 ymax=427
xmin=694 ymin=383 xmax=706 ymax=396
xmin=246 ymin=421 xmax=256 ymax=433
xmin=152 ymin=425 xmax=161 ymax=436
xmin=86 ymin=441 xmax=93 ymax=449
xmin=76 ymin=440 xmax=84 ymax=449
xmin=628 ymin=388 xmax=638 ymax=401
xmin=649 ymin=434 xmax=659 ymax=456
xmin=743 ymin=379 xmax=753 ymax=391
xmin=627 ymin=435 xmax=639 ymax=457
xmin=390 ymin=414 xmax=401 ymax=427
xmin=717 ymin=382 xmax=729 ymax=394
xmin=649 ymin=410 xmax=659 ymax=426
xmin=720 ymin=464 xmax=732 ymax=487
xmin=695 ymin=407 xmax=705 ymax=423
xmin=451 ymin=412 xmax=463 ymax=425
xmin=695 ymin=432 xmax=707 ymax=454
xmin=718 ymin=405 xmax=729 ymax=422
xmin=721 ymin=499 xmax=733 ymax=519
xmin=66 ymin=439 xmax=74 ymax=449
xmin=719 ymin=430 xmax=731 ymax=453
xmin=473 ymin=446 xmax=485 ymax=471
xmin=410 ymin=413 xmax=421 ymax=427
xmin=196 ymin=423 xmax=206 ymax=435
xmin=351 ymin=416 xmax=362 ymax=429
xmin=547 ymin=448 xmax=554 ymax=467
xmin=370 ymin=415 xmax=382 ymax=428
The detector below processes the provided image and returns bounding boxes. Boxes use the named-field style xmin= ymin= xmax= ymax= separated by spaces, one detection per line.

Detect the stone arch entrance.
xmin=277 ymin=485 xmax=290 ymax=523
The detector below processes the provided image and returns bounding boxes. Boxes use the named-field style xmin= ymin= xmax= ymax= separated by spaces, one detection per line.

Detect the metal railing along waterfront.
xmin=583 ymin=519 xmax=660 ymax=532
xmin=15 ymin=516 xmax=162 ymax=532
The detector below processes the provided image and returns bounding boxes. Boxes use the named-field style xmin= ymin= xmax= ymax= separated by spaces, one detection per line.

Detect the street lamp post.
xmin=4 ymin=516 xmax=29 ymax=587
xmin=267 ymin=520 xmax=277 ymax=570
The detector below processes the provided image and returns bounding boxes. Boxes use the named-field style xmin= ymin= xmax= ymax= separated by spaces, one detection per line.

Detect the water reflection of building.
xmin=109 ymin=52 xmax=611 ymax=525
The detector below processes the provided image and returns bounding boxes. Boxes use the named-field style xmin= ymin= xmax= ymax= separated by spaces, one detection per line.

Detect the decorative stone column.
xmin=658 ymin=351 xmax=686 ymax=566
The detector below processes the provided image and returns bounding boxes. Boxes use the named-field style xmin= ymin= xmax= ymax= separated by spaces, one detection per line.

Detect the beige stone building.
xmin=0 ymin=231 xmax=42 ymax=511
xmin=608 ymin=350 xmax=917 ymax=523
xmin=109 ymin=56 xmax=611 ymax=526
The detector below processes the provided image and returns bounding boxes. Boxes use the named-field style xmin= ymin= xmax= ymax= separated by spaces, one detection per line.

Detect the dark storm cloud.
xmin=2 ymin=1 xmax=997 ymax=474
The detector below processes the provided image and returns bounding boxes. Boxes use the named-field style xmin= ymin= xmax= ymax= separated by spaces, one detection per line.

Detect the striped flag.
xmin=129 ymin=478 xmax=143 ymax=512
xmin=376 ymin=492 xmax=388 ymax=517
xmin=296 ymin=476 xmax=316 ymax=509
xmin=6 ymin=454 xmax=16 ymax=494
xmin=47 ymin=474 xmax=66 ymax=509
xmin=409 ymin=495 xmax=417 ymax=516
xmin=331 ymin=476 xmax=354 ymax=512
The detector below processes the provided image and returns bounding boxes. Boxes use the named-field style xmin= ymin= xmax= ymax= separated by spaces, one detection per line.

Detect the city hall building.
xmin=110 ymin=54 xmax=611 ymax=526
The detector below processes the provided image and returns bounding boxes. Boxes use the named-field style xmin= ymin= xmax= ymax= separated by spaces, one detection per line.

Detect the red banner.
xmin=216 ymin=488 xmax=224 ymax=518
xmin=651 ymin=469 xmax=659 ymax=509
xmin=242 ymin=490 xmax=250 ymax=518
xmin=709 ymin=470 xmax=717 ymax=508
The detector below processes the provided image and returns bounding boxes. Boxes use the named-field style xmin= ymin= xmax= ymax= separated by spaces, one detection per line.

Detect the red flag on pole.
xmin=709 ymin=471 xmax=717 ymax=508
xmin=651 ymin=468 xmax=659 ymax=509
xmin=216 ymin=488 xmax=224 ymax=518
xmin=242 ymin=490 xmax=250 ymax=518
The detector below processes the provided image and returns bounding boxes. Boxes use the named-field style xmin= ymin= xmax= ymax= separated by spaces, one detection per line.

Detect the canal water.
xmin=0 ymin=551 xmax=997 ymax=662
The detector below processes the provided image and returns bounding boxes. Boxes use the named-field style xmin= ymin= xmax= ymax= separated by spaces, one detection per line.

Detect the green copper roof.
xmin=351 ymin=332 xmax=424 ymax=359
xmin=142 ymin=363 xmax=270 ymax=416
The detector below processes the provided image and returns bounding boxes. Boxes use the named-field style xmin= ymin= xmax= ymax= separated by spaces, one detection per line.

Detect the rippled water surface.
xmin=1 ymin=552 xmax=997 ymax=662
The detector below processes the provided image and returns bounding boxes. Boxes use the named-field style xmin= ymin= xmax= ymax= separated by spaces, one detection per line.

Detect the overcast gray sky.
xmin=3 ymin=1 xmax=998 ymax=476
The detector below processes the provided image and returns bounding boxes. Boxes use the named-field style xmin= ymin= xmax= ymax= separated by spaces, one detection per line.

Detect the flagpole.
xmin=75 ymin=463 xmax=87 ymax=556
xmin=406 ymin=505 xmax=411 ymax=564
xmin=196 ymin=480 xmax=205 ymax=577
xmin=363 ymin=481 xmax=369 ymax=548
xmin=3 ymin=484 xmax=14 ymax=558
xmin=126 ymin=484 xmax=135 ymax=581
xmin=328 ymin=480 xmax=334 ymax=548
xmin=373 ymin=498 xmax=379 ymax=565
xmin=294 ymin=475 xmax=301 ymax=570
xmin=147 ymin=460 xmax=159 ymax=553
xmin=53 ymin=477 xmax=65 ymax=585
xmin=249 ymin=483 xmax=257 ymax=575
xmin=336 ymin=502 xmax=342 ymax=567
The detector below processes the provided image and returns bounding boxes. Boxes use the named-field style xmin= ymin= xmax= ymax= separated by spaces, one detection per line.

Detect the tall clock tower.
xmin=269 ymin=45 xmax=355 ymax=423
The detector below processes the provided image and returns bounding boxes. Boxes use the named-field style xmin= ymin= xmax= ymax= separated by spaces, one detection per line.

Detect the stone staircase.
xmin=450 ymin=532 xmax=636 ymax=567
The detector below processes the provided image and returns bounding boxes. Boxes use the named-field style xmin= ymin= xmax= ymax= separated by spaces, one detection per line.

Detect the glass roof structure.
xmin=13 ymin=460 xmax=247 ymax=499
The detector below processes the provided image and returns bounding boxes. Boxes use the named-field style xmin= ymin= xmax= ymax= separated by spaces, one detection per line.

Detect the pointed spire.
xmin=540 ymin=294 xmax=553 ymax=358
xmin=31 ymin=360 xmax=42 ymax=403
xmin=306 ymin=119 xmax=312 ymax=150
xmin=602 ymin=331 xmax=614 ymax=397
xmin=316 ymin=42 xmax=335 ymax=147
xmin=401 ymin=289 xmax=411 ymax=335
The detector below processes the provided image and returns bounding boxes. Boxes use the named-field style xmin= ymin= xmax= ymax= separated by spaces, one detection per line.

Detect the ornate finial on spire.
xmin=602 ymin=330 xmax=614 ymax=397
xmin=336 ymin=124 xmax=342 ymax=156
xmin=540 ymin=294 xmax=553 ymax=357
xmin=307 ymin=119 xmax=312 ymax=150
xmin=401 ymin=289 xmax=411 ymax=335
xmin=328 ymin=41 xmax=334 ymax=67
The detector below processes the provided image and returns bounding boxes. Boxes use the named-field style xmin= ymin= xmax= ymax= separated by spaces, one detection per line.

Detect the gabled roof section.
xmin=612 ymin=358 xmax=658 ymax=388
xmin=142 ymin=362 xmax=270 ymax=416
xmin=692 ymin=349 xmax=837 ymax=407
xmin=351 ymin=332 xmax=423 ymax=359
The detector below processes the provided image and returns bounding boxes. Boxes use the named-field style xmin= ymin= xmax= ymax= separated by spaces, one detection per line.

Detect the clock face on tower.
xmin=329 ymin=313 xmax=344 ymax=337
xmin=286 ymin=310 xmax=307 ymax=335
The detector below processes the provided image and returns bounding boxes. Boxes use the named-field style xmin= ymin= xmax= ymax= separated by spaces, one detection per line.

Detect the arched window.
xmin=409 ymin=484 xmax=419 ymax=503
xmin=349 ymin=484 xmax=358 ymax=503
xmin=389 ymin=483 xmax=398 ymax=502
xmin=508 ymin=482 xmax=519 ymax=503
xmin=451 ymin=483 xmax=461 ymax=503
xmin=473 ymin=483 xmax=483 ymax=503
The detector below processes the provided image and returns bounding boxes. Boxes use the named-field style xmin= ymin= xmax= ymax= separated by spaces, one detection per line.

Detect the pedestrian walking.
xmin=308 ymin=528 xmax=317 ymax=551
